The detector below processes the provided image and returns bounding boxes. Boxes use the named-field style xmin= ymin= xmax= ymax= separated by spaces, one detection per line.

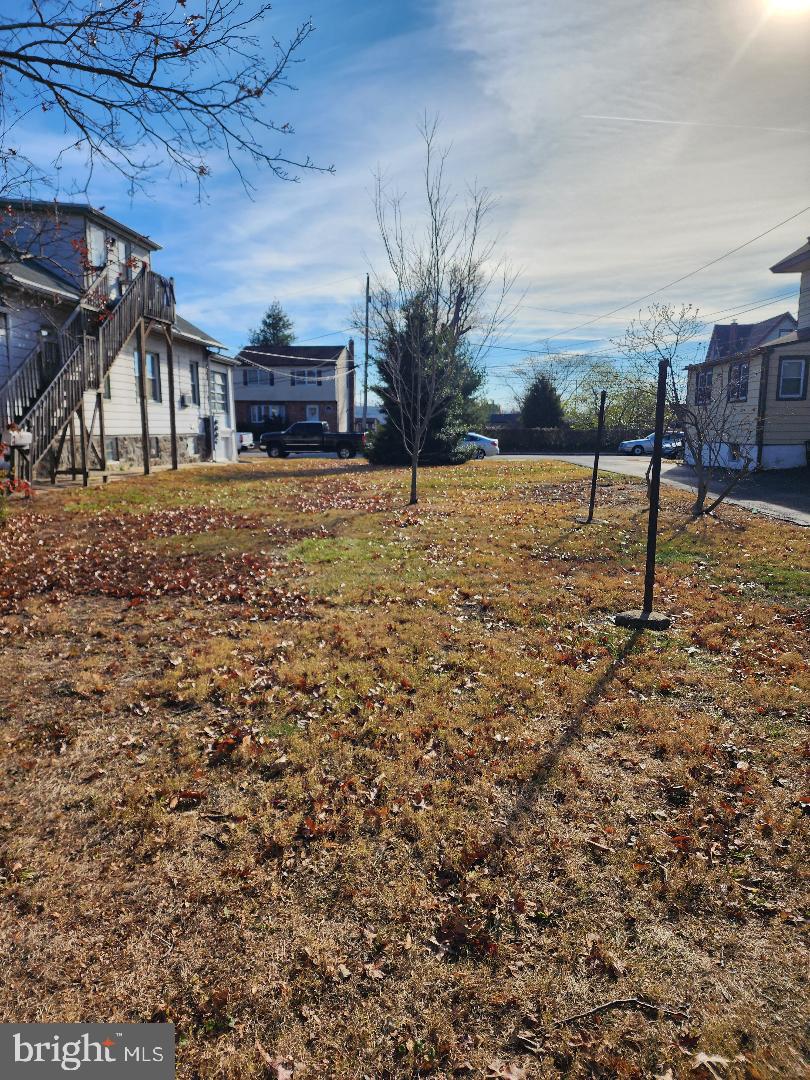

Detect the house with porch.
xmin=0 ymin=199 xmax=238 ymax=484
xmin=684 ymin=238 xmax=810 ymax=470
xmin=233 ymin=343 xmax=356 ymax=436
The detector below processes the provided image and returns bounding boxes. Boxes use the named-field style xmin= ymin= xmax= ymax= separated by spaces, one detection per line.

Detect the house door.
xmin=305 ymin=405 xmax=320 ymax=421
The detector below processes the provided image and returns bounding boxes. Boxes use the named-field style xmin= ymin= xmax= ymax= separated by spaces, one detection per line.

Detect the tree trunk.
xmin=691 ymin=468 xmax=709 ymax=517
xmin=409 ymin=449 xmax=419 ymax=505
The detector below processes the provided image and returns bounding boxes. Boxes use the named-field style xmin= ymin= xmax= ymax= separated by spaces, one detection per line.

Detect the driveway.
xmin=497 ymin=453 xmax=810 ymax=527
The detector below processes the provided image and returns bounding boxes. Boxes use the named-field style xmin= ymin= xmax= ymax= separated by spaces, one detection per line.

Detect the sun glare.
xmin=768 ymin=0 xmax=810 ymax=14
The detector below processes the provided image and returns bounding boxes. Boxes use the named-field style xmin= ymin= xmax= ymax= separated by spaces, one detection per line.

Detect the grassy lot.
xmin=0 ymin=458 xmax=807 ymax=1079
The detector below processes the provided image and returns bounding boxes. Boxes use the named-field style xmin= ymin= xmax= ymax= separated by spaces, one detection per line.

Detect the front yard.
xmin=0 ymin=458 xmax=807 ymax=1079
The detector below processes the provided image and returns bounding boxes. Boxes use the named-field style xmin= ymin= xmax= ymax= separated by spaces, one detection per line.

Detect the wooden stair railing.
xmin=1 ymin=266 xmax=174 ymax=481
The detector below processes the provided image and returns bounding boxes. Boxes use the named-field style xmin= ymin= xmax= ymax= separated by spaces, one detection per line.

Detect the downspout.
xmin=755 ymin=349 xmax=770 ymax=468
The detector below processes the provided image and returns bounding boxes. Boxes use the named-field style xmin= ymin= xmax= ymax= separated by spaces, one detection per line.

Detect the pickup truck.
xmin=259 ymin=421 xmax=366 ymax=459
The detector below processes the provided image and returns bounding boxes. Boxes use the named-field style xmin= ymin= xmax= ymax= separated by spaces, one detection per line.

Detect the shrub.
xmin=482 ymin=426 xmax=647 ymax=453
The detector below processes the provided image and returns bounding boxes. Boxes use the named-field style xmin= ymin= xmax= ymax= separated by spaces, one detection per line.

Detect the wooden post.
xmin=137 ymin=318 xmax=151 ymax=474
xmin=165 ymin=327 xmax=178 ymax=470
xmin=97 ymin=389 xmax=107 ymax=471
xmin=77 ymin=403 xmax=89 ymax=486
xmin=69 ymin=413 xmax=77 ymax=480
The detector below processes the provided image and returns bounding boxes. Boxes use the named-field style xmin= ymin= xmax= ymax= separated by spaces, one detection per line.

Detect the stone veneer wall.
xmin=36 ymin=432 xmax=205 ymax=479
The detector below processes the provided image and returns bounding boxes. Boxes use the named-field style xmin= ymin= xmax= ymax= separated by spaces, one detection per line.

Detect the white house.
xmin=0 ymin=199 xmax=238 ymax=483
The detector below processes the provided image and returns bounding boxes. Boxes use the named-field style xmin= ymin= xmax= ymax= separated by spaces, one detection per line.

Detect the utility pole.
xmin=615 ymin=358 xmax=671 ymax=631
xmin=362 ymin=274 xmax=370 ymax=428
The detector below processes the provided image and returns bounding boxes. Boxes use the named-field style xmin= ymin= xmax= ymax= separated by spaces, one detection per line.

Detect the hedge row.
xmin=481 ymin=426 xmax=648 ymax=453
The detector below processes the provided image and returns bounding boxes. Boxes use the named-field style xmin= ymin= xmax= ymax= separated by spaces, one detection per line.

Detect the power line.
xmin=473 ymin=287 xmax=799 ymax=368
xmin=525 ymin=203 xmax=810 ymax=350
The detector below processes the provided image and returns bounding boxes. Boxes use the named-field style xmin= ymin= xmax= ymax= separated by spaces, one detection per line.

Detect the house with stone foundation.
xmin=0 ymin=199 xmax=238 ymax=484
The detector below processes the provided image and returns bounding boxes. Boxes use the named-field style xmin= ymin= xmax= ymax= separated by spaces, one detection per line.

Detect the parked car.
xmin=236 ymin=432 xmax=255 ymax=453
xmin=259 ymin=421 xmax=366 ymax=459
xmin=617 ymin=431 xmax=683 ymax=458
xmin=460 ymin=432 xmax=500 ymax=459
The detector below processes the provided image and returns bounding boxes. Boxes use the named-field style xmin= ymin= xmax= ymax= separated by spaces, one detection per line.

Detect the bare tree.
xmin=510 ymin=349 xmax=659 ymax=429
xmin=370 ymin=118 xmax=513 ymax=505
xmin=0 ymin=0 xmax=329 ymax=205
xmin=616 ymin=303 xmax=758 ymax=517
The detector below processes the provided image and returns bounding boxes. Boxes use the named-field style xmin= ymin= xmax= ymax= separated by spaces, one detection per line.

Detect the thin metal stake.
xmin=615 ymin=358 xmax=671 ymax=631
xmin=585 ymin=390 xmax=607 ymax=524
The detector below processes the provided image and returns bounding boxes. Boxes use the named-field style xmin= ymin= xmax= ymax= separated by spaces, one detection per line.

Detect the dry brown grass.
xmin=0 ymin=457 xmax=807 ymax=1079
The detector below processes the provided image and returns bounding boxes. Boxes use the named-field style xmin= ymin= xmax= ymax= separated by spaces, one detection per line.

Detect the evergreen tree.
xmin=521 ymin=373 xmax=564 ymax=428
xmin=367 ymin=297 xmax=484 ymax=466
xmin=249 ymin=301 xmax=295 ymax=347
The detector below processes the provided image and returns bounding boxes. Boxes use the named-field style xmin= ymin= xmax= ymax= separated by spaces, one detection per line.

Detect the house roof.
xmin=0 ymin=246 xmax=81 ymax=302
xmin=705 ymin=312 xmax=796 ymax=361
xmin=2 ymin=198 xmax=161 ymax=252
xmin=173 ymin=313 xmax=226 ymax=350
xmin=770 ymin=237 xmax=810 ymax=274
xmin=237 ymin=344 xmax=347 ymax=368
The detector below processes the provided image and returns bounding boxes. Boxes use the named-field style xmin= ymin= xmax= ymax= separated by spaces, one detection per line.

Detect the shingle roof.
xmin=2 ymin=198 xmax=160 ymax=251
xmin=770 ymin=238 xmax=810 ymax=274
xmin=237 ymin=344 xmax=346 ymax=367
xmin=706 ymin=312 xmax=796 ymax=361
xmin=0 ymin=246 xmax=81 ymax=301
xmin=173 ymin=313 xmax=226 ymax=350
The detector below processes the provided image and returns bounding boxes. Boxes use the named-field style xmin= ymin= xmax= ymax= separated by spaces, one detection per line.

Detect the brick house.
xmin=233 ymin=342 xmax=356 ymax=434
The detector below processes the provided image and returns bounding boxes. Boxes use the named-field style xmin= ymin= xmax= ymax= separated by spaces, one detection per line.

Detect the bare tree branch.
xmin=0 ymin=0 xmax=331 ymax=201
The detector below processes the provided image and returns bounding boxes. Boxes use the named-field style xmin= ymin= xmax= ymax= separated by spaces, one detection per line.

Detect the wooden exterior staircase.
xmin=1 ymin=267 xmax=175 ymax=483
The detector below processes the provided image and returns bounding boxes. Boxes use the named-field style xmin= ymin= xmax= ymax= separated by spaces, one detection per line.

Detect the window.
xmin=727 ymin=361 xmax=749 ymax=402
xmin=776 ymin=356 xmax=807 ymax=400
xmin=190 ymin=361 xmax=200 ymax=405
xmin=250 ymin=404 xmax=286 ymax=423
xmin=134 ymin=350 xmax=161 ymax=402
xmin=243 ymin=367 xmax=274 ymax=386
xmin=695 ymin=368 xmax=713 ymax=405
xmin=104 ymin=436 xmax=119 ymax=462
xmin=103 ymin=373 xmax=112 ymax=400
xmin=289 ymin=368 xmax=324 ymax=387
xmin=778 ymin=328 xmax=794 ymax=337
xmin=210 ymin=370 xmax=229 ymax=414
xmin=150 ymin=436 xmax=161 ymax=458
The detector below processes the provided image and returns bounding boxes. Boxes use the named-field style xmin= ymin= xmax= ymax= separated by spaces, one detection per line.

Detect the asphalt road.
xmin=497 ymin=452 xmax=810 ymax=527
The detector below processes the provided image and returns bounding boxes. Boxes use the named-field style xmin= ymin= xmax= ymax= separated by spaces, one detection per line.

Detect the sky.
xmin=6 ymin=0 xmax=810 ymax=405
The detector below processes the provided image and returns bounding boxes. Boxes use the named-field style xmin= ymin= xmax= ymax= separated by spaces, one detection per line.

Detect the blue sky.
xmin=7 ymin=0 xmax=810 ymax=404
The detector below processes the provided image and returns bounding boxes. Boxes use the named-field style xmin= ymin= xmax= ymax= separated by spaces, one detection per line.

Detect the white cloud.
xmin=106 ymin=0 xmax=810 ymax=402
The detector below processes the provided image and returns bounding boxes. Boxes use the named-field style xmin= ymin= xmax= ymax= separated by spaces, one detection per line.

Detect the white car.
xmin=618 ymin=432 xmax=682 ymax=458
xmin=236 ymin=432 xmax=255 ymax=452
xmin=461 ymin=432 xmax=500 ymax=458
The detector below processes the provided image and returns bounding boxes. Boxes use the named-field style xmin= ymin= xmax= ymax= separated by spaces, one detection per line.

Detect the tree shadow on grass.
xmin=495 ymin=628 xmax=643 ymax=851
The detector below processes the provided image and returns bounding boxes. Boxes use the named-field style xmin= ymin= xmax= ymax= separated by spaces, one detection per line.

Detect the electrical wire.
xmin=522 ymin=204 xmax=810 ymax=351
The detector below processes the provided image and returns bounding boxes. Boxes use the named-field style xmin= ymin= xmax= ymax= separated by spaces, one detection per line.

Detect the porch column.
xmin=165 ymin=326 xmax=178 ymax=470
xmin=137 ymin=318 xmax=151 ymax=475
xmin=77 ymin=402 xmax=89 ymax=487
